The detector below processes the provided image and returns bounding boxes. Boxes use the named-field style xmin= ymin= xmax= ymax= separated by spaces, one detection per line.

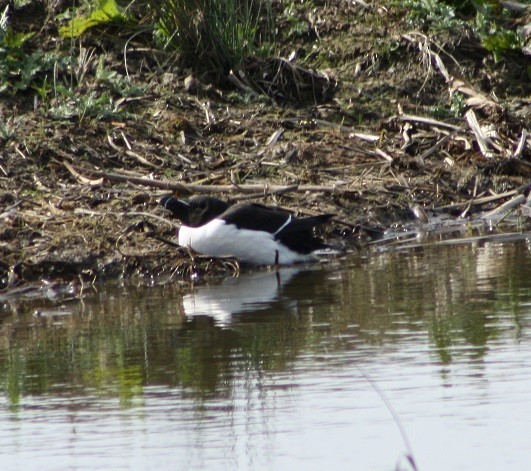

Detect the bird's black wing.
xmin=220 ymin=203 xmax=292 ymax=233
xmin=221 ymin=203 xmax=333 ymax=254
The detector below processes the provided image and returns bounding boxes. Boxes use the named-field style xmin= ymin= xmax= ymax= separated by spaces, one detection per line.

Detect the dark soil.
xmin=1 ymin=1 xmax=530 ymax=301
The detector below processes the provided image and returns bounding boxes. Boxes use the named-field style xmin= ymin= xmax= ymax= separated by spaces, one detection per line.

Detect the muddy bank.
xmin=1 ymin=1 xmax=530 ymax=302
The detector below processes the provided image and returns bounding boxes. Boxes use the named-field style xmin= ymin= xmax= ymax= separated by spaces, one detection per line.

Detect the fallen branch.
xmin=285 ymin=118 xmax=380 ymax=142
xmin=231 ymin=185 xmax=299 ymax=201
xmin=482 ymin=195 xmax=526 ymax=220
xmin=64 ymin=161 xmax=104 ymax=186
xmin=72 ymin=208 xmax=181 ymax=228
xmin=63 ymin=161 xmax=360 ymax=196
xmin=434 ymin=189 xmax=519 ymax=210
xmin=416 ymin=131 xmax=458 ymax=162
xmin=394 ymin=114 xmax=463 ymax=131
xmin=450 ymin=78 xmax=501 ymax=111
xmin=465 ymin=109 xmax=502 ymax=158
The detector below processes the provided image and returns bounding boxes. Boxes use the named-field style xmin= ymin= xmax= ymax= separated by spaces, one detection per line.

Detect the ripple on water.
xmin=1 ymin=241 xmax=530 ymax=471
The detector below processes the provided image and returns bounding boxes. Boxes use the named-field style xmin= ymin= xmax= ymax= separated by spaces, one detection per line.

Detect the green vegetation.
xmin=1 ymin=0 xmax=275 ymax=107
xmin=1 ymin=0 xmax=526 ymax=101
xmin=0 ymin=1 xmax=146 ymax=123
xmin=404 ymin=0 xmax=524 ymax=61
xmin=475 ymin=8 xmax=520 ymax=62
xmin=151 ymin=0 xmax=274 ymax=79
xmin=58 ymin=0 xmax=128 ymax=38
xmin=0 ymin=6 xmax=65 ymax=93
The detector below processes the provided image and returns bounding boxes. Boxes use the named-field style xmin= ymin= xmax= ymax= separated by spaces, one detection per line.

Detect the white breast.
xmin=182 ymin=268 xmax=300 ymax=323
xmin=178 ymin=219 xmax=316 ymax=265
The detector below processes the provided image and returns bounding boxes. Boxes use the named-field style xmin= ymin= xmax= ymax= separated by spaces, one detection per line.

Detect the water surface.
xmin=1 ymin=239 xmax=531 ymax=470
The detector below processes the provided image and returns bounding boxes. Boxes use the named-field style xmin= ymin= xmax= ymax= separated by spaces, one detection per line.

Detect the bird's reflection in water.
xmin=182 ymin=267 xmax=328 ymax=326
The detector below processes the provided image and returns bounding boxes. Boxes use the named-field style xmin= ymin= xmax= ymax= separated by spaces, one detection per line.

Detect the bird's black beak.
xmin=160 ymin=195 xmax=175 ymax=209
xmin=159 ymin=195 xmax=191 ymax=224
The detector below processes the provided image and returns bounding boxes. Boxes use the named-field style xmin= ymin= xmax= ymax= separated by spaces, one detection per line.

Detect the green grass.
xmin=151 ymin=0 xmax=274 ymax=80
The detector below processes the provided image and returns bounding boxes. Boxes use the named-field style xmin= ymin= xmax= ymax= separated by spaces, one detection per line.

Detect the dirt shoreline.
xmin=1 ymin=1 xmax=530 ymax=301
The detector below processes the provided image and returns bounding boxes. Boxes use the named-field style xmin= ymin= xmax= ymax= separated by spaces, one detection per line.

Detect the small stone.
xmin=184 ymin=75 xmax=198 ymax=93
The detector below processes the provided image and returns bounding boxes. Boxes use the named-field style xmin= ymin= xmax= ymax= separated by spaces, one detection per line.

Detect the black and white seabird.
xmin=160 ymin=195 xmax=333 ymax=265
